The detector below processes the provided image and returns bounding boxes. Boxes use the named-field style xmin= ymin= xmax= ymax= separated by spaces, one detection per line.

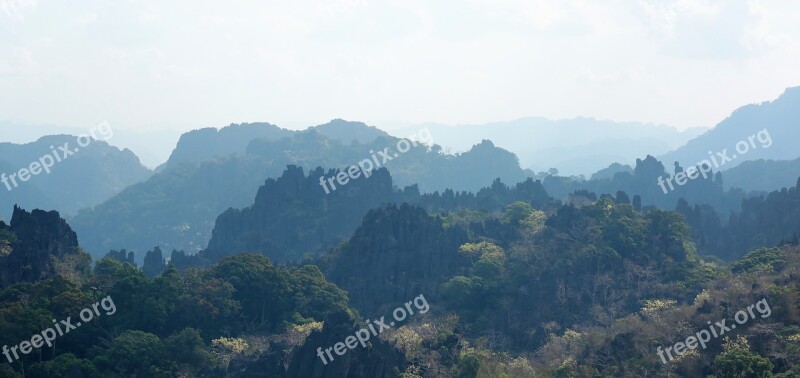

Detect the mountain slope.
xmin=720 ymin=157 xmax=800 ymax=192
xmin=70 ymin=155 xmax=281 ymax=259
xmin=660 ymin=86 xmax=800 ymax=170
xmin=159 ymin=122 xmax=292 ymax=171
xmin=0 ymin=206 xmax=91 ymax=288
xmin=0 ymin=120 xmax=180 ymax=168
xmin=72 ymin=127 xmax=532 ymax=260
xmin=308 ymin=118 xmax=389 ymax=144
xmin=0 ymin=135 xmax=151 ymax=219
xmin=391 ymin=117 xmax=706 ymax=176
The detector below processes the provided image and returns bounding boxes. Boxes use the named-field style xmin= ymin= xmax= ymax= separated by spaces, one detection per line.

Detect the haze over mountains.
xmin=0 ymin=120 xmax=180 ymax=169
xmin=3 ymin=86 xmax=800 ymax=255
xmin=2 ymin=86 xmax=800 ymax=377
xmin=660 ymin=86 xmax=800 ymax=171
xmin=0 ymin=135 xmax=151 ymax=220
xmin=69 ymin=121 xmax=530 ymax=260
xmin=391 ymin=118 xmax=707 ymax=176
xmin=6 ymin=85 xmax=799 ymax=184
xmin=6 ymin=0 xmax=800 ymax=374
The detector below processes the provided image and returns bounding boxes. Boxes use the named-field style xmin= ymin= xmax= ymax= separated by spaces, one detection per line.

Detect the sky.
xmin=1 ymin=0 xmax=800 ymax=133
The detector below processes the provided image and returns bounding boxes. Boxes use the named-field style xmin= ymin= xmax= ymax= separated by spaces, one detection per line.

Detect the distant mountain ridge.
xmin=70 ymin=124 xmax=533 ymax=260
xmin=189 ymin=165 xmax=552 ymax=266
xmin=0 ymin=120 xmax=180 ymax=169
xmin=660 ymin=86 xmax=800 ymax=171
xmin=390 ymin=117 xmax=706 ymax=176
xmin=0 ymin=135 xmax=152 ymax=220
xmin=159 ymin=119 xmax=390 ymax=172
xmin=309 ymin=118 xmax=389 ymax=144
xmin=158 ymin=122 xmax=293 ymax=171
xmin=721 ymin=157 xmax=800 ymax=192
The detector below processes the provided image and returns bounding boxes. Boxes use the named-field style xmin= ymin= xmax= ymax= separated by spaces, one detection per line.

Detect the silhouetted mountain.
xmin=247 ymin=130 xmax=529 ymax=193
xmin=392 ymin=117 xmax=706 ymax=175
xmin=721 ymin=157 xmax=800 ymax=192
xmin=202 ymin=165 xmax=397 ymax=264
xmin=679 ymin=177 xmax=800 ymax=260
xmin=71 ymin=155 xmax=281 ymax=260
xmin=104 ymin=248 xmax=136 ymax=265
xmin=72 ymin=127 xmax=531 ymax=260
xmin=316 ymin=197 xmax=707 ymax=355
xmin=544 ymin=155 xmax=746 ymax=214
xmin=322 ymin=204 xmax=470 ymax=314
xmin=0 ymin=206 xmax=91 ymax=288
xmin=0 ymin=135 xmax=151 ymax=219
xmin=143 ymin=246 xmax=167 ymax=278
xmin=590 ymin=162 xmax=633 ymax=181
xmin=185 ymin=166 xmax=552 ymax=267
xmin=0 ymin=120 xmax=180 ymax=168
xmin=661 ymin=87 xmax=800 ymax=170
xmin=0 ymin=159 xmax=56 ymax=220
xmin=309 ymin=119 xmax=389 ymax=144
xmin=159 ymin=122 xmax=292 ymax=171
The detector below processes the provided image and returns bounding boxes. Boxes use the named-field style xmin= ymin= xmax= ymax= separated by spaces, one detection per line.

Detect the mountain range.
xmin=391 ymin=117 xmax=707 ymax=176
xmin=0 ymin=135 xmax=151 ymax=220
xmin=2 ymin=87 xmax=800 ymax=377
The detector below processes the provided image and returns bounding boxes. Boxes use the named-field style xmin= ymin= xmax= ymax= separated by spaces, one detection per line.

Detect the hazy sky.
xmin=2 ymin=0 xmax=800 ymax=133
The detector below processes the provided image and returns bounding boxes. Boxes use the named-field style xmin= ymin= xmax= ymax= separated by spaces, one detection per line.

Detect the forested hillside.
xmin=3 ymin=191 xmax=799 ymax=376
xmin=70 ymin=127 xmax=530 ymax=261
xmin=0 ymin=136 xmax=151 ymax=220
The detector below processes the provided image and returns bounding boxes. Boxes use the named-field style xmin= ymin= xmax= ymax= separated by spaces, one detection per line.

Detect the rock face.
xmin=104 ymin=249 xmax=136 ymax=265
xmin=201 ymin=165 xmax=398 ymax=264
xmin=0 ymin=206 xmax=91 ymax=288
xmin=161 ymin=122 xmax=292 ymax=170
xmin=197 ymin=165 xmax=551 ymax=268
xmin=323 ymin=204 xmax=470 ymax=313
xmin=143 ymin=246 xmax=167 ymax=277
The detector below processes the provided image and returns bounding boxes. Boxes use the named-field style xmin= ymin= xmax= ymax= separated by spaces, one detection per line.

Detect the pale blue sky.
xmin=2 ymin=0 xmax=800 ymax=132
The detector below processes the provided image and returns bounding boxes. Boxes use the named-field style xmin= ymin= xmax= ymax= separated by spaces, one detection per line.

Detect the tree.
xmin=212 ymin=337 xmax=248 ymax=374
xmin=27 ymin=353 xmax=97 ymax=378
xmin=714 ymin=336 xmax=773 ymax=378
xmin=163 ymin=328 xmax=214 ymax=375
xmin=211 ymin=254 xmax=293 ymax=331
xmin=99 ymin=330 xmax=165 ymax=376
xmin=501 ymin=201 xmax=536 ymax=226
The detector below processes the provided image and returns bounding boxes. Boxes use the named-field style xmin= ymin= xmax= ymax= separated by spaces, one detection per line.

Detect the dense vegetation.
xmin=70 ymin=123 xmax=530 ymax=261
xmin=3 ymin=99 xmax=800 ymax=376
xmin=2 ymin=177 xmax=799 ymax=376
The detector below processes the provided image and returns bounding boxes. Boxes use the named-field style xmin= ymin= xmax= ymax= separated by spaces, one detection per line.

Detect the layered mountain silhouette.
xmin=0 ymin=120 xmax=180 ymax=168
xmin=660 ymin=86 xmax=800 ymax=170
xmin=720 ymin=156 xmax=800 ymax=192
xmin=71 ymin=122 xmax=532 ymax=260
xmin=0 ymin=135 xmax=151 ymax=220
xmin=188 ymin=165 xmax=551 ymax=267
xmin=4 ymin=90 xmax=800 ymax=377
xmin=0 ymin=206 xmax=91 ymax=288
xmin=391 ymin=117 xmax=706 ymax=176
xmin=158 ymin=122 xmax=293 ymax=171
